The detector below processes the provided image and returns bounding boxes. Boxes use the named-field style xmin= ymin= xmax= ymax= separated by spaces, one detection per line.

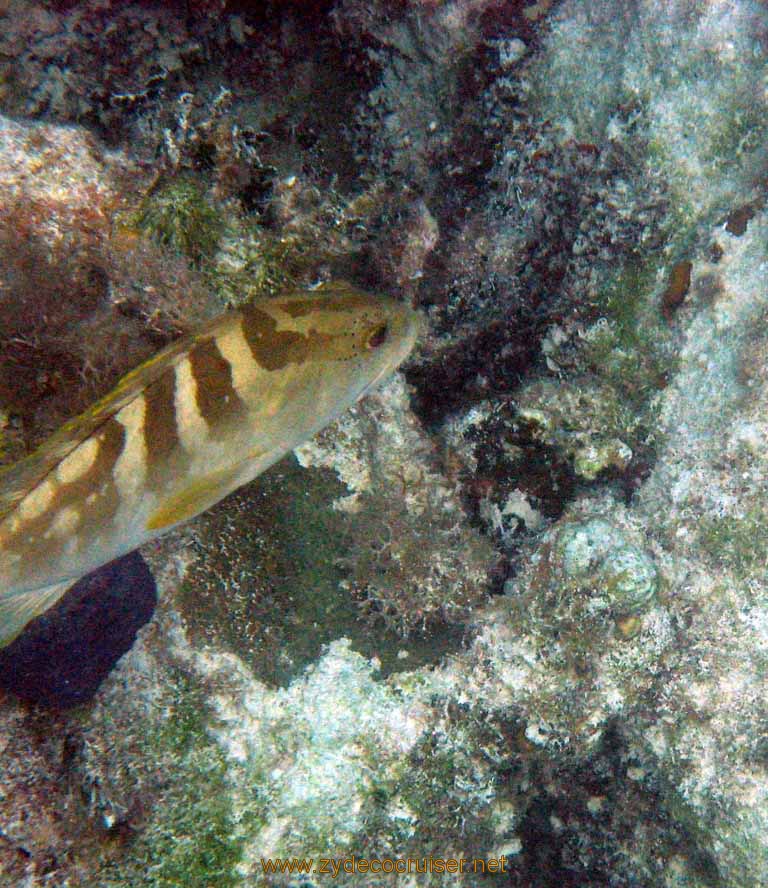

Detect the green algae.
xmin=328 ymin=705 xmax=520 ymax=885
xmin=135 ymin=178 xmax=224 ymax=266
xmin=95 ymin=669 xmax=260 ymax=888
xmin=397 ymin=728 xmax=497 ymax=843
xmin=211 ymin=223 xmax=305 ymax=304
xmin=698 ymin=507 xmax=768 ymax=582
xmin=590 ymin=260 xmax=678 ymax=404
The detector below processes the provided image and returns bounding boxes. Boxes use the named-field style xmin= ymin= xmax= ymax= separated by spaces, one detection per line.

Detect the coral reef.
xmin=629 ymin=209 xmax=768 ymax=887
xmin=0 ymin=112 xmax=217 ymax=451
xmin=1 ymin=0 xmax=768 ymax=886
xmin=295 ymin=376 xmax=499 ymax=637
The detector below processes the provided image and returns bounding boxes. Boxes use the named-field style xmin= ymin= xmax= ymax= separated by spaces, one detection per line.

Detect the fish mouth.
xmin=361 ymin=304 xmax=423 ymax=398
xmin=394 ymin=303 xmax=423 ymax=364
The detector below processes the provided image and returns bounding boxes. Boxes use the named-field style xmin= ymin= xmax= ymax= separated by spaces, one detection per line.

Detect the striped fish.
xmin=0 ymin=281 xmax=421 ymax=648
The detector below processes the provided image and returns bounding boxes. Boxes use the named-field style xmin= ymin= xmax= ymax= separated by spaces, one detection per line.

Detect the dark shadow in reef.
xmin=0 ymin=551 xmax=156 ymax=710
xmin=510 ymin=723 xmax=723 ymax=887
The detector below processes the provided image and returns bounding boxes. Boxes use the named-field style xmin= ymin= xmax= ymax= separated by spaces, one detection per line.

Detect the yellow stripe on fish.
xmin=0 ymin=281 xmax=421 ymax=647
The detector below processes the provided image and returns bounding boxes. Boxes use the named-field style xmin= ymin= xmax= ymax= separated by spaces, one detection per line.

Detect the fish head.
xmin=268 ymin=280 xmax=422 ymax=395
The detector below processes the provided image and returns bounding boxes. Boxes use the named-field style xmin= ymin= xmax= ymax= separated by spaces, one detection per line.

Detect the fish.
xmin=0 ymin=281 xmax=421 ymax=648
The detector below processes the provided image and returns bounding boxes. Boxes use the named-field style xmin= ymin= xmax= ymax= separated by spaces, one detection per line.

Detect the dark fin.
xmin=0 ymin=552 xmax=156 ymax=709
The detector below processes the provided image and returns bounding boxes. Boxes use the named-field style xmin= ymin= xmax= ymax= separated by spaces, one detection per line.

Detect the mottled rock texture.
xmin=1 ymin=0 xmax=767 ymax=886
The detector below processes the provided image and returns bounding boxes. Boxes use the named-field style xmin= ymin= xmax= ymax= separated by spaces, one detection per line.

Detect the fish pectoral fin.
xmin=146 ymin=463 xmax=249 ymax=532
xmin=0 ymin=580 xmax=73 ymax=649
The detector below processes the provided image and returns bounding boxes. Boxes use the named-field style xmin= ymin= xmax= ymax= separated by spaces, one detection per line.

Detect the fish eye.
xmin=366 ymin=322 xmax=389 ymax=349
